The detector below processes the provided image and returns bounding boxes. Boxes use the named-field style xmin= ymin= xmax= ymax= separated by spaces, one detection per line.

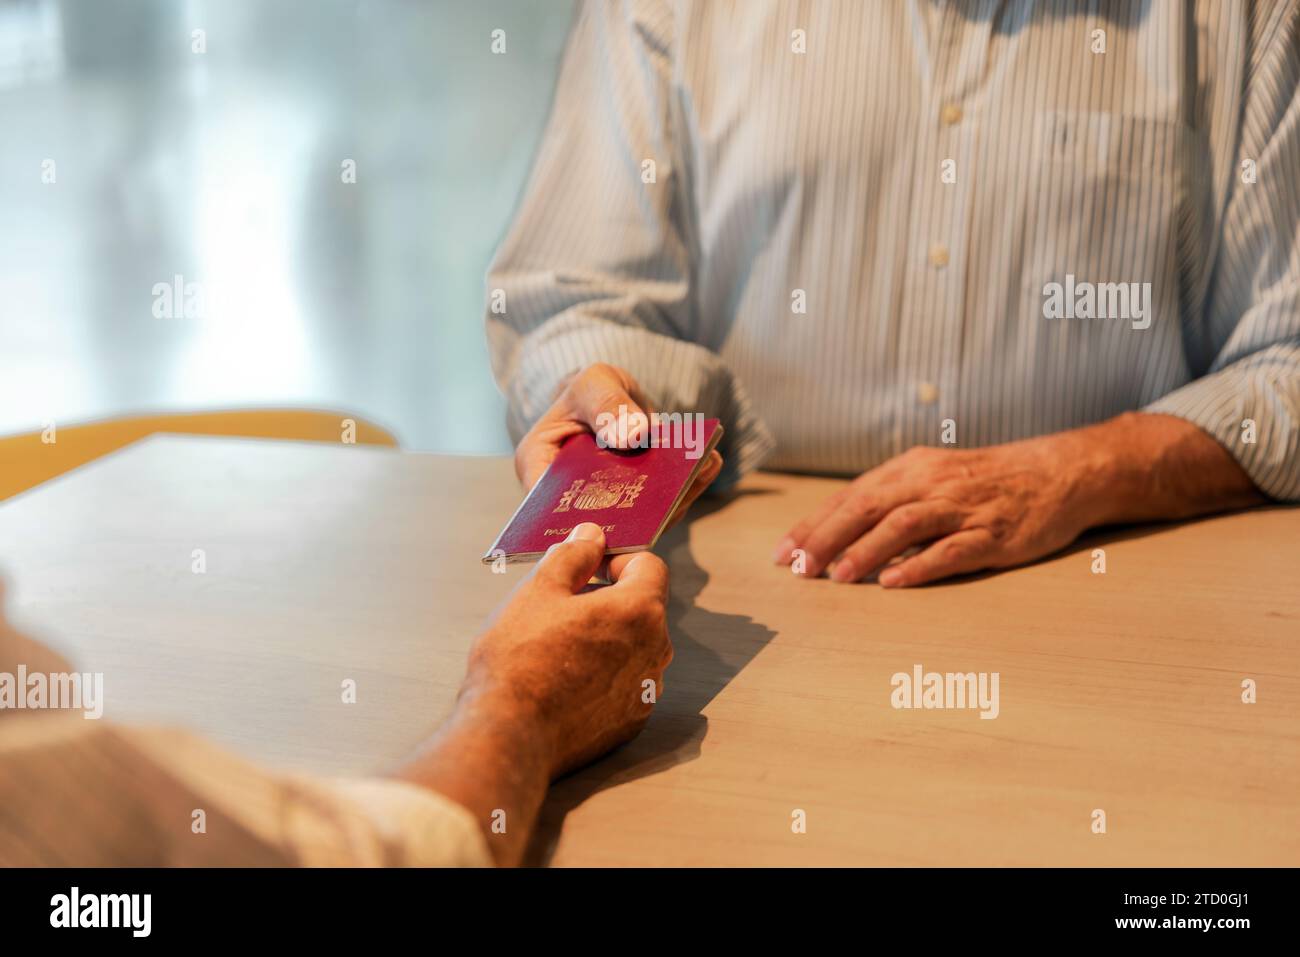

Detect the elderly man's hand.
xmin=773 ymin=412 xmax=1263 ymax=588
xmin=514 ymin=362 xmax=722 ymax=528
xmin=397 ymin=522 xmax=674 ymax=865
xmin=465 ymin=522 xmax=673 ymax=778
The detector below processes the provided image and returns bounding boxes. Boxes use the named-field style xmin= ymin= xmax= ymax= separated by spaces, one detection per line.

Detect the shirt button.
xmin=928 ymin=244 xmax=949 ymax=268
xmin=941 ymin=103 xmax=963 ymax=126
xmin=917 ymin=382 xmax=939 ymax=405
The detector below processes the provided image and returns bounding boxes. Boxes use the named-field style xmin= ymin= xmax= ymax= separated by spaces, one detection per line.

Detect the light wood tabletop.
xmin=0 ymin=434 xmax=1296 ymax=866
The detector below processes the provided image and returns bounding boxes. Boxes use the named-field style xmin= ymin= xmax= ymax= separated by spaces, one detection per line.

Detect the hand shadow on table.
xmin=524 ymin=489 xmax=779 ymax=866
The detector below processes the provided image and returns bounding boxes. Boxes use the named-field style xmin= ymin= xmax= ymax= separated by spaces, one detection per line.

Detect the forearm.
xmin=1068 ymin=411 xmax=1266 ymax=528
xmin=391 ymin=685 xmax=553 ymax=867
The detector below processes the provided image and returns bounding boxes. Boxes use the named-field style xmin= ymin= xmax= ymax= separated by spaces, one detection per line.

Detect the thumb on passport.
xmin=536 ymin=522 xmax=607 ymax=593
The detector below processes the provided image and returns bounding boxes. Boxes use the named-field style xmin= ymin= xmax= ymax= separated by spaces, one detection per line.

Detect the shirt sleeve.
xmin=0 ymin=717 xmax=492 ymax=867
xmin=1145 ymin=3 xmax=1300 ymax=501
xmin=484 ymin=0 xmax=776 ymax=483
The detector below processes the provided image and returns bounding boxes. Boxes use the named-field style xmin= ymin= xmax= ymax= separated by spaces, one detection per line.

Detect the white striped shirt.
xmin=0 ymin=608 xmax=491 ymax=866
xmin=486 ymin=0 xmax=1300 ymax=500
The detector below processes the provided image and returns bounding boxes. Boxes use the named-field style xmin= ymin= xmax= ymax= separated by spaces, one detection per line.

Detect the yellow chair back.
xmin=0 ymin=410 xmax=397 ymax=501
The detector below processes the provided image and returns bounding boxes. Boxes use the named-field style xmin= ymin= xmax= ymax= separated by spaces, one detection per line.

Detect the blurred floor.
xmin=0 ymin=0 xmax=575 ymax=453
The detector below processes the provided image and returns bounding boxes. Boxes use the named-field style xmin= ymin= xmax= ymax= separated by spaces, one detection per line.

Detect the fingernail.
xmin=568 ymin=522 xmax=604 ymax=543
xmin=772 ymin=536 xmax=796 ymax=563
xmin=879 ymin=568 xmax=903 ymax=588
xmin=831 ymin=561 xmax=856 ymax=583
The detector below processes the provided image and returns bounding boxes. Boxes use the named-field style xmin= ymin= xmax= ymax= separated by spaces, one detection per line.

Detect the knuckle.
xmin=938 ymin=538 xmax=969 ymax=562
xmin=930 ymin=488 xmax=964 ymax=510
xmin=638 ymin=552 xmax=669 ymax=575
xmin=637 ymin=599 xmax=668 ymax=633
xmin=986 ymin=514 xmax=1014 ymax=540
xmin=608 ymin=596 xmax=637 ymax=624
xmin=557 ymin=370 xmax=587 ymax=399
xmin=844 ymin=492 xmax=878 ymax=520
xmin=889 ymin=508 xmax=923 ymax=536
xmin=593 ymin=388 xmax=631 ymax=414
xmin=617 ymin=594 xmax=664 ymax=632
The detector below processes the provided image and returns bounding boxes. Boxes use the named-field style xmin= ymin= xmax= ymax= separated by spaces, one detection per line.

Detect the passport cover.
xmin=484 ymin=418 xmax=723 ymax=563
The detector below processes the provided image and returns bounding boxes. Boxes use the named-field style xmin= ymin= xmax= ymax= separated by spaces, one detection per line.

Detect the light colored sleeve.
xmin=1145 ymin=2 xmax=1300 ymax=500
xmin=0 ymin=717 xmax=492 ymax=867
xmin=485 ymin=0 xmax=775 ymax=483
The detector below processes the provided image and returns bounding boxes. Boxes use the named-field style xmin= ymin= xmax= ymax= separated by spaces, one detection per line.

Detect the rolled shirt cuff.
xmin=1143 ymin=345 xmax=1300 ymax=501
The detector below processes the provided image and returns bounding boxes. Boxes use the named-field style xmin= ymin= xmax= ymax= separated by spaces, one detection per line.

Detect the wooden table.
xmin=1 ymin=434 xmax=1296 ymax=866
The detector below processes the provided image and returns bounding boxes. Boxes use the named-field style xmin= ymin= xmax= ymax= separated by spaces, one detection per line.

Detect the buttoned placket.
xmin=892 ymin=0 xmax=997 ymax=454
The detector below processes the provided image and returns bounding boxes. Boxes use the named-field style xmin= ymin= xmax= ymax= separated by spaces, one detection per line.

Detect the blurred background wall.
xmin=0 ymin=0 xmax=576 ymax=453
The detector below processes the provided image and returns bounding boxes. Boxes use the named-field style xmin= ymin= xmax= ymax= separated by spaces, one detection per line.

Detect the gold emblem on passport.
xmin=554 ymin=465 xmax=648 ymax=512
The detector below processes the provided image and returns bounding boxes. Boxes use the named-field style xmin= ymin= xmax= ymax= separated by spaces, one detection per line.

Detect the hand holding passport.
xmin=485 ymin=416 xmax=723 ymax=564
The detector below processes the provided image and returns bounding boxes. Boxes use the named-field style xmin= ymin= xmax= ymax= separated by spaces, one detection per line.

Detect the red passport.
xmin=484 ymin=417 xmax=723 ymax=563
